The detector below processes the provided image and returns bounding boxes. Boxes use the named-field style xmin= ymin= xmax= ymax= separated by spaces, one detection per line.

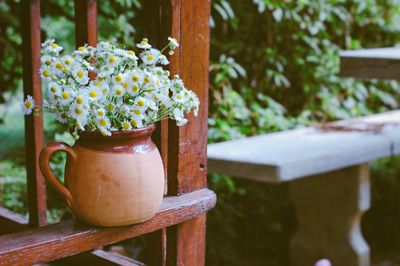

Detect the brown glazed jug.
xmin=39 ymin=124 xmax=164 ymax=227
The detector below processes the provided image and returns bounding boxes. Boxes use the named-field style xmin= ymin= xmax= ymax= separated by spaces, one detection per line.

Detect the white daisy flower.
xmin=87 ymin=85 xmax=102 ymax=101
xmin=44 ymin=40 xmax=63 ymax=54
xmin=121 ymin=120 xmax=132 ymax=131
xmin=56 ymin=112 xmax=69 ymax=124
xmin=99 ymin=65 xmax=114 ymax=78
xmin=159 ymin=55 xmax=169 ymax=65
xmin=40 ymin=65 xmax=53 ymax=80
xmin=74 ymin=89 xmax=89 ymax=106
xmin=136 ymin=38 xmax=151 ymax=49
xmin=131 ymin=107 xmax=144 ymax=118
xmin=74 ymin=45 xmax=89 ymax=57
xmin=141 ymin=49 xmax=160 ymax=65
xmin=112 ymin=73 xmax=124 ymax=84
xmin=59 ymin=89 xmax=75 ymax=105
xmin=126 ymin=50 xmax=138 ymax=61
xmin=111 ymin=85 xmax=125 ymax=98
xmin=130 ymin=115 xmax=143 ymax=128
xmin=95 ymin=108 xmax=106 ymax=118
xmin=127 ymin=83 xmax=141 ymax=96
xmin=61 ymin=55 xmax=73 ymax=66
xmin=72 ymin=66 xmax=89 ymax=85
xmin=107 ymin=55 xmax=121 ymax=67
xmin=47 ymin=82 xmax=61 ymax=96
xmin=134 ymin=96 xmax=148 ymax=110
xmin=69 ymin=103 xmax=89 ymax=126
xmin=41 ymin=55 xmax=54 ymax=67
xmin=168 ymin=37 xmax=179 ymax=49
xmin=20 ymin=95 xmax=35 ymax=115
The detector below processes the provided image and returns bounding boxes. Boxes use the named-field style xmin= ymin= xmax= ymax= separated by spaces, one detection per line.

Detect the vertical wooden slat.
xmin=21 ymin=0 xmax=47 ymax=227
xmin=74 ymin=0 xmax=98 ymax=47
xmin=164 ymin=0 xmax=210 ymax=265
xmin=144 ymin=2 xmax=169 ymax=265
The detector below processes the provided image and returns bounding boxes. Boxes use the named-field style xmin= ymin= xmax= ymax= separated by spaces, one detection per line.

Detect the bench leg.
xmin=289 ymin=164 xmax=370 ymax=266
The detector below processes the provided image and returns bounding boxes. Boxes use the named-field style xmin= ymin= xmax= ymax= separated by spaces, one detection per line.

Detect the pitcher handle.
xmin=39 ymin=142 xmax=76 ymax=208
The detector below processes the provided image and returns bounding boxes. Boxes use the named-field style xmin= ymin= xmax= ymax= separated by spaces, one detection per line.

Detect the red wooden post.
xmin=74 ymin=0 xmax=98 ymax=47
xmin=165 ymin=0 xmax=210 ymax=265
xmin=20 ymin=0 xmax=47 ymax=227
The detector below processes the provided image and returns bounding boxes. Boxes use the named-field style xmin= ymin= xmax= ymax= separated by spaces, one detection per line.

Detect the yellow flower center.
xmin=140 ymin=39 xmax=148 ymax=45
xmin=115 ymin=75 xmax=122 ymax=82
xmin=132 ymin=76 xmax=139 ymax=82
xmin=45 ymin=60 xmax=52 ymax=66
xmin=43 ymin=70 xmax=50 ymax=77
xmin=65 ymin=59 xmax=71 ymax=65
xmin=116 ymin=89 xmax=122 ymax=95
xmin=132 ymin=85 xmax=138 ymax=92
xmin=108 ymin=104 xmax=114 ymax=111
xmin=103 ymin=88 xmax=109 ymax=95
xmin=97 ymin=110 xmax=104 ymax=116
xmin=146 ymin=55 xmax=154 ymax=61
xmin=75 ymin=108 xmax=83 ymax=115
xmin=177 ymin=95 xmax=182 ymax=100
xmin=133 ymin=109 xmax=141 ymax=115
xmin=62 ymin=91 xmax=69 ymax=99
xmin=56 ymin=63 xmax=63 ymax=69
xmin=50 ymin=87 xmax=57 ymax=93
xmin=89 ymin=90 xmax=97 ymax=97
xmin=25 ymin=101 xmax=31 ymax=108
xmin=128 ymin=50 xmax=135 ymax=56
xmin=78 ymin=46 xmax=85 ymax=51
xmin=144 ymin=77 xmax=150 ymax=83
xmin=100 ymin=119 xmax=107 ymax=127
xmin=122 ymin=82 xmax=128 ymax=89
xmin=50 ymin=43 xmax=58 ymax=48
xmin=62 ymin=68 xmax=69 ymax=73
xmin=77 ymin=70 xmax=84 ymax=78
xmin=138 ymin=100 xmax=145 ymax=107
xmin=95 ymin=81 xmax=102 ymax=87
xmin=123 ymin=123 xmax=130 ymax=129
xmin=109 ymin=56 xmax=117 ymax=63
xmin=76 ymin=97 xmax=83 ymax=104
xmin=131 ymin=120 xmax=138 ymax=127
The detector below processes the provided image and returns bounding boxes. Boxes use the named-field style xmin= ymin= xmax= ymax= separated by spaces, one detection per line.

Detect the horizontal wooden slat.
xmin=0 ymin=188 xmax=216 ymax=265
xmin=53 ymin=249 xmax=144 ymax=266
xmin=0 ymin=207 xmax=28 ymax=234
xmin=208 ymin=110 xmax=400 ymax=182
xmin=340 ymin=47 xmax=400 ymax=80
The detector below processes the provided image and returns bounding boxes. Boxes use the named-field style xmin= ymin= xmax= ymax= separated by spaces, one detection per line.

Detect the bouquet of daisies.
xmin=21 ymin=37 xmax=199 ymax=137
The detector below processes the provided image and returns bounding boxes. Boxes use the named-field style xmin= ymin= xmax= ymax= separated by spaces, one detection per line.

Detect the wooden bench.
xmin=208 ymin=110 xmax=400 ymax=266
xmin=0 ymin=0 xmax=215 ymax=265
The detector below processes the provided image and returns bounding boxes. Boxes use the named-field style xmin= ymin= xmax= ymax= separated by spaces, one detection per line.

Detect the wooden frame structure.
xmin=0 ymin=0 xmax=215 ymax=265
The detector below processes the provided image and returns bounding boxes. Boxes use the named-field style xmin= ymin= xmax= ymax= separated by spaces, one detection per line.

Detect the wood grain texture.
xmin=20 ymin=0 xmax=47 ymax=227
xmin=208 ymin=110 xmax=400 ymax=183
xmin=0 ymin=188 xmax=216 ymax=265
xmin=53 ymin=250 xmax=145 ymax=266
xmin=289 ymin=165 xmax=370 ymax=266
xmin=340 ymin=47 xmax=400 ymax=80
xmin=74 ymin=0 xmax=98 ymax=46
xmin=167 ymin=0 xmax=210 ymax=196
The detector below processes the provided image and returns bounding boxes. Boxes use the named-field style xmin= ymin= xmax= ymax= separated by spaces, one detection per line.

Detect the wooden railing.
xmin=0 ymin=0 xmax=215 ymax=265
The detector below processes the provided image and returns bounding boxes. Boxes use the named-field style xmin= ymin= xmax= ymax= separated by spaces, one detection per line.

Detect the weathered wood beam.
xmin=74 ymin=0 xmax=98 ymax=47
xmin=0 ymin=207 xmax=28 ymax=234
xmin=0 ymin=189 xmax=216 ymax=265
xmin=20 ymin=0 xmax=47 ymax=227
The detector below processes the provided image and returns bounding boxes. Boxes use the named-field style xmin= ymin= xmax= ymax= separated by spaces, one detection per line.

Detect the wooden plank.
xmin=74 ymin=0 xmax=98 ymax=46
xmin=20 ymin=0 xmax=47 ymax=227
xmin=53 ymin=250 xmax=145 ymax=266
xmin=166 ymin=0 xmax=210 ymax=196
xmin=340 ymin=47 xmax=400 ymax=80
xmin=163 ymin=1 xmax=210 ymax=265
xmin=0 ymin=188 xmax=216 ymax=265
xmin=207 ymin=110 xmax=400 ymax=183
xmin=0 ymin=207 xmax=28 ymax=234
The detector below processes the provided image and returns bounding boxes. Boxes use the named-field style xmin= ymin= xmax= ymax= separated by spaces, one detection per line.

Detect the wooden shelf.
xmin=340 ymin=47 xmax=400 ymax=80
xmin=0 ymin=188 xmax=216 ymax=265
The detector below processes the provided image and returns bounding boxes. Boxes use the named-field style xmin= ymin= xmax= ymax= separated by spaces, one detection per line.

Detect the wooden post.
xmin=20 ymin=0 xmax=47 ymax=227
xmin=143 ymin=0 xmax=210 ymax=265
xmin=74 ymin=0 xmax=98 ymax=47
xmin=289 ymin=164 xmax=370 ymax=266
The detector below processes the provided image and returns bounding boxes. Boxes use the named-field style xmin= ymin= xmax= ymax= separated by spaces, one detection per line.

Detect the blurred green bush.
xmin=1 ymin=0 xmax=400 ymax=265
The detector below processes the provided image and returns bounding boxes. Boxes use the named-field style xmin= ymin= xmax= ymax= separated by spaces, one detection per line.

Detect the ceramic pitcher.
xmin=39 ymin=124 xmax=165 ymax=226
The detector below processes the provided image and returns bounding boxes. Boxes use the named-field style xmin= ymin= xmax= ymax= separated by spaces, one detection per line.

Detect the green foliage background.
xmin=1 ymin=0 xmax=400 ymax=265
